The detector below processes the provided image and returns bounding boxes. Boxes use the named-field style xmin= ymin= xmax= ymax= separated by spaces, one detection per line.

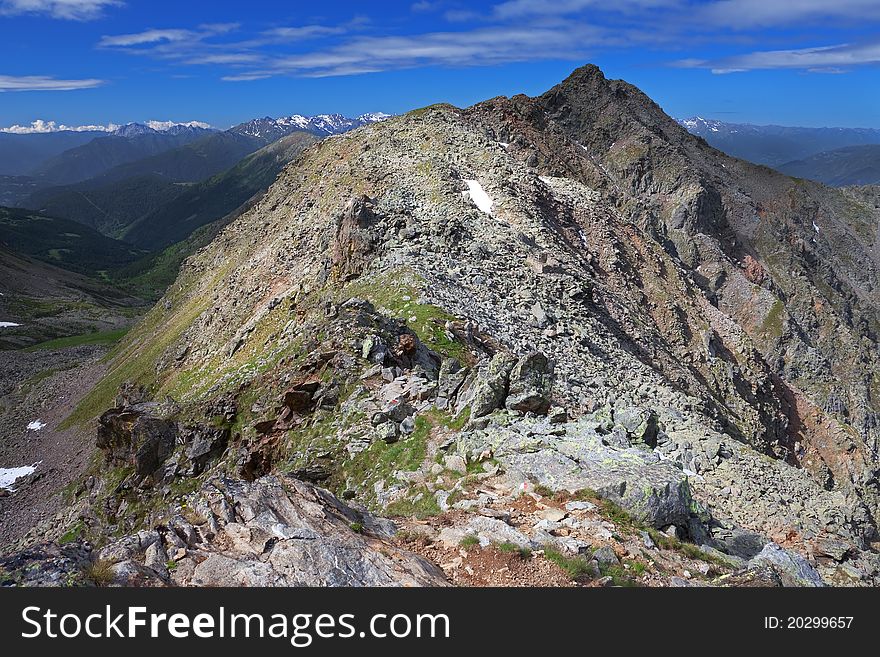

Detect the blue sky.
xmin=1 ymin=0 xmax=879 ymax=130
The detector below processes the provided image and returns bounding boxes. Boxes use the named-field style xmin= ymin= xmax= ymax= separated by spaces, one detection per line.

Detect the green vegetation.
xmin=62 ymin=264 xmax=218 ymax=427
xmin=496 ymin=542 xmax=532 ymax=559
xmin=343 ymin=269 xmax=467 ymax=361
xmin=460 ymin=535 xmax=480 ymax=548
xmin=339 ymin=415 xmax=432 ymax=507
xmin=543 ymin=546 xmax=592 ymax=580
xmin=83 ymin=559 xmax=115 ymax=587
xmin=646 ymin=529 xmax=727 ymax=565
xmin=349 ymin=522 xmax=364 ymax=534
xmin=0 ymin=206 xmax=143 ymax=276
xmin=533 ymin=484 xmax=555 ymax=498
xmin=386 ymin=488 xmax=442 ymax=519
xmin=109 ymin=221 xmax=223 ymax=301
xmin=759 ymin=299 xmax=785 ymax=339
xmin=58 ymin=521 xmax=85 ymax=545
xmin=600 ymin=563 xmax=641 ymax=587
xmin=26 ymin=175 xmax=186 ymax=238
xmin=25 ymin=328 xmax=129 ymax=351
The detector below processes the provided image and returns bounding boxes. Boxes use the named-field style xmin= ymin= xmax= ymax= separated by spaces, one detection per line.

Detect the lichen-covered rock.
xmin=505 ymin=351 xmax=552 ymax=414
xmin=749 ymin=543 xmax=825 ymax=587
xmin=455 ymin=416 xmax=702 ymax=531
xmin=0 ymin=542 xmax=92 ymax=587
xmin=467 ymin=352 xmax=516 ymax=418
xmin=83 ymin=475 xmax=447 ymax=587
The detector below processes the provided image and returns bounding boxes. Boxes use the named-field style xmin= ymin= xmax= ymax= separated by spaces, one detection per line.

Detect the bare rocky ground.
xmin=0 ymin=346 xmax=107 ymax=547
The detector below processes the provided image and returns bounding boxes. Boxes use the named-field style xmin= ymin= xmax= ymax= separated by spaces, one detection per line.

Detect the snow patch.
xmin=812 ymin=221 xmax=820 ymax=234
xmin=0 ymin=462 xmax=39 ymax=491
xmin=27 ymin=420 xmax=46 ymax=431
xmin=463 ymin=179 xmax=493 ymax=215
xmin=0 ymin=322 xmax=21 ymax=328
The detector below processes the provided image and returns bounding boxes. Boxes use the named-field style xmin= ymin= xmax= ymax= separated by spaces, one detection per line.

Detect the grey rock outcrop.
xmin=454 ymin=415 xmax=702 ymax=531
xmin=96 ymin=475 xmax=448 ymax=587
xmin=505 ymin=351 xmax=553 ymax=414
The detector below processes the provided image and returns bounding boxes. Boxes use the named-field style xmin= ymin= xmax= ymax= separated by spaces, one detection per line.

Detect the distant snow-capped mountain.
xmin=676 ymin=116 xmax=880 ymax=166
xmin=676 ymin=116 xmax=731 ymax=135
xmin=230 ymin=112 xmax=391 ymax=142
xmin=0 ymin=119 xmax=213 ymax=136
xmin=110 ymin=122 xmax=214 ymax=138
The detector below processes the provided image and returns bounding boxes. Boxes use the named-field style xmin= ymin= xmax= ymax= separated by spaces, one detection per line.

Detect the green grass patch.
xmin=759 ymin=299 xmax=785 ymax=339
xmin=386 ymin=489 xmax=442 ymax=519
xmin=58 ymin=521 xmax=85 ymax=545
xmin=342 ymin=269 xmax=467 ymax=361
xmin=646 ymin=529 xmax=727 ymax=565
xmin=496 ymin=542 xmax=532 ymax=559
xmin=543 ymin=546 xmax=592 ymax=580
xmin=533 ymin=484 xmax=554 ymax=498
xmin=600 ymin=563 xmax=641 ymax=587
xmin=25 ymin=328 xmax=129 ymax=352
xmin=460 ymin=534 xmax=480 ymax=548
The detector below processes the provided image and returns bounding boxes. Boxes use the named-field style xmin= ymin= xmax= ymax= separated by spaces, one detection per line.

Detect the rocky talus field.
xmin=2 ymin=65 xmax=880 ymax=587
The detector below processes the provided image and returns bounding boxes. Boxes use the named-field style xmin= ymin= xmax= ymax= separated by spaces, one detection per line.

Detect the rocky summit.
xmin=3 ymin=64 xmax=880 ymax=588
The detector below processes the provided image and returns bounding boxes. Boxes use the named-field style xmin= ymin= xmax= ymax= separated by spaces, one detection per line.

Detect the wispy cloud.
xmin=492 ymin=0 xmax=677 ymax=20
xmin=87 ymin=0 xmax=880 ymax=82
xmin=0 ymin=74 xmax=104 ymax=91
xmin=675 ymin=41 xmax=880 ymax=73
xmin=254 ymin=24 xmax=612 ymax=78
xmin=259 ymin=25 xmax=347 ymax=42
xmin=99 ymin=28 xmax=193 ymax=47
xmin=696 ymin=0 xmax=880 ymax=29
xmin=0 ymin=0 xmax=121 ymax=20
xmin=99 ymin=22 xmax=239 ymax=50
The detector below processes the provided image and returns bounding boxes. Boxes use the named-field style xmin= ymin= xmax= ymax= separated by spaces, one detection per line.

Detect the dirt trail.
xmin=0 ymin=346 xmax=108 ymax=549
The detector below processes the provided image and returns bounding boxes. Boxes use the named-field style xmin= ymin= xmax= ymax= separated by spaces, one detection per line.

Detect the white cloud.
xmin=492 ymin=0 xmax=676 ymax=19
xmin=221 ymin=72 xmax=271 ymax=82
xmin=1 ymin=118 xmax=212 ymax=133
xmin=0 ymin=74 xmax=104 ymax=91
xmin=186 ymin=53 xmax=262 ymax=65
xmin=0 ymin=0 xmax=121 ymax=20
xmin=99 ymin=23 xmax=238 ymax=49
xmin=255 ymin=24 xmax=610 ymax=78
xmin=696 ymin=0 xmax=880 ymax=29
xmin=99 ymin=28 xmax=192 ymax=47
xmin=676 ymin=41 xmax=880 ymax=73
xmin=0 ymin=119 xmax=116 ymax=132
xmin=261 ymin=25 xmax=346 ymax=42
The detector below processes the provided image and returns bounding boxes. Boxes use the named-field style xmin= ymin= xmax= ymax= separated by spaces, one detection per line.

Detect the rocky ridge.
xmin=2 ymin=65 xmax=880 ymax=587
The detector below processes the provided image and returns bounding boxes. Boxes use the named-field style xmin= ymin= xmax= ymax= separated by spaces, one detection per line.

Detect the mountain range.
xmin=677 ymin=116 xmax=880 ymax=167
xmin=777 ymin=145 xmax=880 ymax=187
xmin=0 ymin=113 xmax=385 ymax=307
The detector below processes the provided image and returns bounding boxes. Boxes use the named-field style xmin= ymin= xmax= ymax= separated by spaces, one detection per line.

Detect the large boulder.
xmin=505 ymin=351 xmax=553 ymax=414
xmin=749 ymin=543 xmax=825 ymax=587
xmin=97 ymin=403 xmax=178 ymax=476
xmin=455 ymin=416 xmax=703 ymax=531
xmin=613 ymin=406 xmax=660 ymax=448
xmin=468 ymin=352 xmax=516 ymax=418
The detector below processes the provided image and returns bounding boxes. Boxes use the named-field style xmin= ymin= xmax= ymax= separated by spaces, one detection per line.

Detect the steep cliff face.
xmin=9 ymin=65 xmax=880 ymax=587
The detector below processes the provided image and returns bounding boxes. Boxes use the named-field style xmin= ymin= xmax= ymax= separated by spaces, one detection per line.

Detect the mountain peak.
xmin=229 ymin=112 xmax=390 ymax=142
